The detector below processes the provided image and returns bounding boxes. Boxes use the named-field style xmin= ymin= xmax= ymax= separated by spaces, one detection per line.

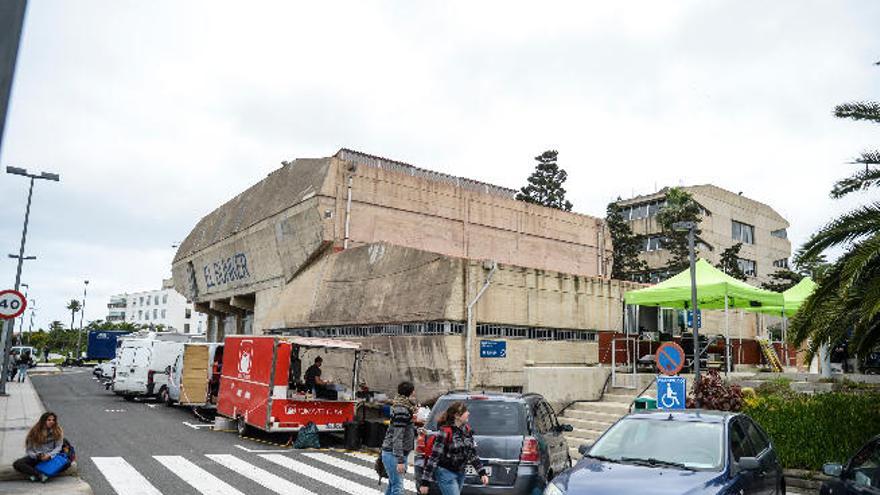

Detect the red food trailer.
xmin=217 ymin=335 xmax=367 ymax=435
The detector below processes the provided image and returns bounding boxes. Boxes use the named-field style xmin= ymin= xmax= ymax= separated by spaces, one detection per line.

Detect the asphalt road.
xmin=31 ymin=369 xmax=411 ymax=495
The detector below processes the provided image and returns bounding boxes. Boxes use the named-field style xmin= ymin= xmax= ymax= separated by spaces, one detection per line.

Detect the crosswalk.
xmin=91 ymin=451 xmax=416 ymax=495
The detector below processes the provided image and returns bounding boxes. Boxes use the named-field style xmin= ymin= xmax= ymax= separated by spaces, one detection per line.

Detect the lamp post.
xmin=673 ymin=221 xmax=700 ymax=387
xmin=26 ymin=299 xmax=35 ymax=346
xmin=0 ymin=166 xmax=60 ymax=396
xmin=16 ymin=283 xmax=27 ymax=345
xmin=77 ymin=280 xmax=89 ymax=358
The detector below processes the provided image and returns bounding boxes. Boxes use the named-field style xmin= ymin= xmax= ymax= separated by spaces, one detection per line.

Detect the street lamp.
xmin=672 ymin=221 xmax=701 ymax=387
xmin=0 ymin=166 xmax=60 ymax=396
xmin=77 ymin=280 xmax=89 ymax=357
xmin=17 ymin=283 xmax=27 ymax=344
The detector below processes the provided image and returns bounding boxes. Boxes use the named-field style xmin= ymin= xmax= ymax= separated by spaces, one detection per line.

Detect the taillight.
xmin=520 ymin=436 xmax=539 ymax=464
xmin=147 ymin=370 xmax=155 ymax=384
xmin=416 ymin=431 xmax=427 ymax=456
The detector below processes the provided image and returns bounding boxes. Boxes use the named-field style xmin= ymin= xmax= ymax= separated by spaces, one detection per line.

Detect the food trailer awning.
xmin=283 ymin=336 xmax=363 ymax=351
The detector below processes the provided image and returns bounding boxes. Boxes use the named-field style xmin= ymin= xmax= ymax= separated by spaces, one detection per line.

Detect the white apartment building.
xmin=106 ymin=279 xmax=207 ymax=334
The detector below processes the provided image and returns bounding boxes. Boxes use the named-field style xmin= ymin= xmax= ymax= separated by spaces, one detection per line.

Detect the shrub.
xmin=756 ymin=377 xmax=793 ymax=397
xmin=686 ymin=369 xmax=743 ymax=411
xmin=744 ymin=392 xmax=880 ymax=470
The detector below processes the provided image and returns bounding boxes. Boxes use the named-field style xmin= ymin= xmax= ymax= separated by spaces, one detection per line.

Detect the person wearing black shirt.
xmin=304 ymin=357 xmax=336 ymax=399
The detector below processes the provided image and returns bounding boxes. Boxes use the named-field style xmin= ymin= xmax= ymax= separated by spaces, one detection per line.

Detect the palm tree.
xmin=66 ymin=300 xmax=81 ymax=330
xmin=790 ymin=77 xmax=880 ymax=360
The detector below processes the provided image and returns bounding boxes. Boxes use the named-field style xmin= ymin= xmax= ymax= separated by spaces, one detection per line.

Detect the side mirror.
xmin=578 ymin=443 xmax=593 ymax=457
xmin=738 ymin=457 xmax=761 ymax=471
xmin=558 ymin=424 xmax=574 ymax=432
xmin=822 ymin=463 xmax=843 ymax=477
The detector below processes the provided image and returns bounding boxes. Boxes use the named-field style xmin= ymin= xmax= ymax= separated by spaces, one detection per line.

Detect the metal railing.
xmin=611 ymin=337 xmax=638 ymax=389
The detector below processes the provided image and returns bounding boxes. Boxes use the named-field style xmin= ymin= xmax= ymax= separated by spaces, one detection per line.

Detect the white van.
xmin=113 ymin=339 xmax=184 ymax=400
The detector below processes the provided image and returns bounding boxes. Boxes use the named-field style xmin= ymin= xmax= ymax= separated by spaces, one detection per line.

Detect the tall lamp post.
xmin=673 ymin=221 xmax=701 ymax=387
xmin=0 ymin=166 xmax=60 ymax=396
xmin=16 ymin=283 xmax=27 ymax=345
xmin=76 ymin=280 xmax=89 ymax=357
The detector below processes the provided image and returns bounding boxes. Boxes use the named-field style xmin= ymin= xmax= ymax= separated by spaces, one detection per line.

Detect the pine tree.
xmin=655 ymin=188 xmax=706 ymax=274
xmin=607 ymin=201 xmax=648 ymax=281
xmin=516 ymin=150 xmax=574 ymax=211
xmin=716 ymin=243 xmax=747 ymax=281
xmin=761 ymin=268 xmax=803 ymax=292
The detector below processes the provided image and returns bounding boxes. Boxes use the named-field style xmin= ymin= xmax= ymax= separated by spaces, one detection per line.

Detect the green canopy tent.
xmin=744 ymin=277 xmax=817 ymax=366
xmin=624 ymin=259 xmax=784 ymax=373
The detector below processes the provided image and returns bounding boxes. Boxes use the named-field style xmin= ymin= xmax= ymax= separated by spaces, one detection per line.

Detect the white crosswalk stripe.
xmin=92 ymin=457 xmax=163 ymax=495
xmin=206 ymin=454 xmax=317 ymax=495
xmin=304 ymin=452 xmax=417 ymax=492
xmin=344 ymin=451 xmax=415 ymax=474
xmin=154 ymin=455 xmax=245 ymax=495
xmin=261 ymin=454 xmax=384 ymax=495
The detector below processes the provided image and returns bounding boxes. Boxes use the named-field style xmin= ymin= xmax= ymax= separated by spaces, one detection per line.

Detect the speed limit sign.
xmin=0 ymin=290 xmax=27 ymax=319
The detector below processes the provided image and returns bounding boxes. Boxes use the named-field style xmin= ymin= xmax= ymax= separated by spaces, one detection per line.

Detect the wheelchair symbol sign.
xmin=656 ymin=376 xmax=686 ymax=410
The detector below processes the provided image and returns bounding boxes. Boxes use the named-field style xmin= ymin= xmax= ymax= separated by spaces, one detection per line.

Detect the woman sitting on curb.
xmin=13 ymin=411 xmax=68 ymax=482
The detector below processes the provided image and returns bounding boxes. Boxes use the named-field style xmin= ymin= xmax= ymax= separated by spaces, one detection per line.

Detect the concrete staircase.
xmin=558 ymin=388 xmax=640 ymax=460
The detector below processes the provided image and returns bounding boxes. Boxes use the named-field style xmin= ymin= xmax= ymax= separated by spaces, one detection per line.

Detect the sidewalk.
xmin=0 ymin=369 xmax=92 ymax=495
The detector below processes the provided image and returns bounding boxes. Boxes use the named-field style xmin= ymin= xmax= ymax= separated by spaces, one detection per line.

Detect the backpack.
xmin=423 ymin=424 xmax=470 ymax=462
xmin=293 ymin=422 xmax=321 ymax=449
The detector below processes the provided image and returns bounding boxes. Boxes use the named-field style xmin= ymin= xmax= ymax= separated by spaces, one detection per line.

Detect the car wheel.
xmin=123 ymin=394 xmax=135 ymax=402
xmin=237 ymin=417 xmax=250 ymax=436
xmin=162 ymin=388 xmax=173 ymax=407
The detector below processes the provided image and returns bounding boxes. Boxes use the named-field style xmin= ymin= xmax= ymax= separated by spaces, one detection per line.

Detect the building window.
xmin=771 ymin=229 xmax=788 ymax=240
xmin=732 ymin=220 xmax=755 ymax=244
xmin=154 ymin=296 xmax=160 ymax=305
xmin=162 ymin=294 xmax=168 ymax=304
xmin=184 ymin=323 xmax=190 ymax=333
xmin=737 ymin=258 xmax=757 ymax=277
xmin=621 ymin=199 xmax=667 ymax=221
xmin=145 ymin=312 xmax=149 ymax=321
xmin=161 ymin=309 xmax=166 ymax=319
xmin=138 ymin=310 xmax=143 ymax=319
xmin=153 ymin=309 xmax=158 ymax=320
xmin=773 ymin=258 xmax=789 ymax=269
xmin=185 ymin=308 xmax=192 ymax=319
xmin=643 ymin=236 xmax=664 ymax=252
xmin=140 ymin=297 xmax=144 ymax=305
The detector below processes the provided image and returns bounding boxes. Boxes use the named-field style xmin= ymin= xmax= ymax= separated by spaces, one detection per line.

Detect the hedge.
xmin=743 ymin=392 xmax=880 ymax=471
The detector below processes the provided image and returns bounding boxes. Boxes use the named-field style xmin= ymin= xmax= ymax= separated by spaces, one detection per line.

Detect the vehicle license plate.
xmin=466 ymin=465 xmax=491 ymax=476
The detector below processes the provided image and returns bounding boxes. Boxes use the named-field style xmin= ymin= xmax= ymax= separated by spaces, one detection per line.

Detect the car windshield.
xmin=429 ymin=399 xmax=526 ymax=436
xmin=589 ymin=417 xmax=725 ymax=471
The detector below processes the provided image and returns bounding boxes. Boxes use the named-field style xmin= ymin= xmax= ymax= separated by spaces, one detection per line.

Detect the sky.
xmin=0 ymin=1 xmax=877 ymax=332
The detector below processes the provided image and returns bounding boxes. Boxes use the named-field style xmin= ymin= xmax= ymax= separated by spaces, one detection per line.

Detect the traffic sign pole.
xmin=0 ymin=290 xmax=28 ymax=396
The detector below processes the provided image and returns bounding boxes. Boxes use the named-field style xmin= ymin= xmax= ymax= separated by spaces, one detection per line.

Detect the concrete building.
xmin=615 ymin=185 xmax=792 ymax=286
xmin=106 ymin=279 xmax=207 ymax=334
xmin=171 ymin=150 xmax=765 ymax=398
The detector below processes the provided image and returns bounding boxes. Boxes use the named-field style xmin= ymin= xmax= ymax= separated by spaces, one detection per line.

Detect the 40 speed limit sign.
xmin=0 ymin=290 xmax=27 ymax=319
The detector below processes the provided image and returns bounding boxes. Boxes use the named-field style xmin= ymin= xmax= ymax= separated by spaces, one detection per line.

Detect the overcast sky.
xmin=1 ymin=1 xmax=877 ymax=332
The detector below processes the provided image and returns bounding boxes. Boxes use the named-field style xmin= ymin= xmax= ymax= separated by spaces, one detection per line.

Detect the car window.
xmin=743 ymin=418 xmax=770 ymax=455
xmin=730 ymin=420 xmax=756 ymax=461
xmin=590 ymin=417 xmax=724 ymax=470
xmin=429 ymin=399 xmax=527 ymax=436
xmin=846 ymin=440 xmax=880 ymax=488
xmin=533 ymin=403 xmax=551 ymax=434
xmin=542 ymin=402 xmax=559 ymax=429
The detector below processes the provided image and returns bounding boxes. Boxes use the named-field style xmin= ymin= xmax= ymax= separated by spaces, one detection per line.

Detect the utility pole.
xmin=77 ymin=280 xmax=88 ymax=357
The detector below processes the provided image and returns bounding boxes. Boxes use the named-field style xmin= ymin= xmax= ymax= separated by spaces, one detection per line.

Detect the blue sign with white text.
xmin=686 ymin=309 xmax=702 ymax=329
xmin=480 ymin=340 xmax=507 ymax=358
xmin=656 ymin=376 xmax=686 ymax=410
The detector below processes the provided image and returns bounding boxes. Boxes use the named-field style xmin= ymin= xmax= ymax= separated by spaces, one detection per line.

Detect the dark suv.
xmin=414 ymin=391 xmax=573 ymax=494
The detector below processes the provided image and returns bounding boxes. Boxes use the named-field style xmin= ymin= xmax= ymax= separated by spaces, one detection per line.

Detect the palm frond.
xmin=835 ymin=101 xmax=880 ymax=123
xmin=839 ymin=232 xmax=880 ymax=290
xmin=831 ymin=164 xmax=880 ymax=198
xmin=795 ymin=202 xmax=880 ymax=262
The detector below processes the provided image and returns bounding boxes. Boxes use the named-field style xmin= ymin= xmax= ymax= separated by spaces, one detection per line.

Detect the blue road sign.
xmin=657 ymin=376 xmax=687 ymax=410
xmin=655 ymin=342 xmax=686 ymax=376
xmin=686 ymin=309 xmax=702 ymax=328
xmin=480 ymin=340 xmax=507 ymax=358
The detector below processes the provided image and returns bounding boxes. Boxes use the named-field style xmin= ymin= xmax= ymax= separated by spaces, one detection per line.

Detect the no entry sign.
xmin=0 ymin=290 xmax=27 ymax=319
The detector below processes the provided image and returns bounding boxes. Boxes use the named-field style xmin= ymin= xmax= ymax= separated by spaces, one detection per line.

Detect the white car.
xmin=94 ymin=359 xmax=116 ymax=378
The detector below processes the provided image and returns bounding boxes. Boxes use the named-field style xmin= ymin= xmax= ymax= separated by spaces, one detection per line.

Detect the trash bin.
xmin=633 ymin=397 xmax=657 ymax=410
xmin=343 ymin=421 xmax=363 ymax=450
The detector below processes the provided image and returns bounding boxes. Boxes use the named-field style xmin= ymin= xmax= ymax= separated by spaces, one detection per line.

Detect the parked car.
xmin=820 ymin=435 xmax=880 ymax=494
xmin=862 ymin=352 xmax=880 ymax=375
xmin=93 ymin=358 xmax=116 ymax=378
xmin=546 ymin=410 xmax=784 ymax=495
xmin=415 ymin=391 xmax=572 ymax=494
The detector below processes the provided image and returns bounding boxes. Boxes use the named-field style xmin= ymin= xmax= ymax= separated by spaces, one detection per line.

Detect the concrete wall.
xmin=524 ymin=366 xmax=610 ymax=409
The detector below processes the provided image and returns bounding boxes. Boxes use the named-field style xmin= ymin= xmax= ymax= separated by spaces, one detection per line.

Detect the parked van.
xmin=113 ymin=339 xmax=184 ymax=401
xmin=164 ymin=342 xmax=224 ymax=408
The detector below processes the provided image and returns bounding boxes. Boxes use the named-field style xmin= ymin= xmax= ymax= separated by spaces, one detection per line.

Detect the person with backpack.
xmin=13 ymin=412 xmax=70 ymax=482
xmin=419 ymin=402 xmax=488 ymax=495
xmin=380 ymin=381 xmax=418 ymax=495
xmin=16 ymin=350 xmax=31 ymax=382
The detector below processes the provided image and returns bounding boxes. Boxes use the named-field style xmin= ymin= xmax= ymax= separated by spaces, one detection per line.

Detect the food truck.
xmin=217 ymin=335 xmax=367 ymax=435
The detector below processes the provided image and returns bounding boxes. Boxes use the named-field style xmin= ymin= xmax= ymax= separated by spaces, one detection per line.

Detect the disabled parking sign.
xmin=656 ymin=376 xmax=686 ymax=410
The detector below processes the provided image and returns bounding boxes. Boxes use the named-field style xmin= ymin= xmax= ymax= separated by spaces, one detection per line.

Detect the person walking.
xmin=16 ymin=350 xmax=30 ymax=382
xmin=381 ymin=381 xmax=418 ymax=495
xmin=419 ymin=402 xmax=489 ymax=495
xmin=13 ymin=412 xmax=67 ymax=482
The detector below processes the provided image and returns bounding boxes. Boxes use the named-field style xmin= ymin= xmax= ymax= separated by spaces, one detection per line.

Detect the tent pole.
xmin=782 ymin=312 xmax=788 ymax=367
xmin=725 ymin=294 xmax=730 ymax=376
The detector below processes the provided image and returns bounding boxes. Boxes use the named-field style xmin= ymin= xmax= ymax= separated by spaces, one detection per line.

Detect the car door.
xmin=729 ymin=418 xmax=763 ymax=495
xmin=529 ymin=401 xmax=552 ymax=482
xmin=742 ymin=417 xmax=781 ymax=495
xmin=542 ymin=400 xmax=570 ymax=474
xmin=841 ymin=439 xmax=880 ymax=494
